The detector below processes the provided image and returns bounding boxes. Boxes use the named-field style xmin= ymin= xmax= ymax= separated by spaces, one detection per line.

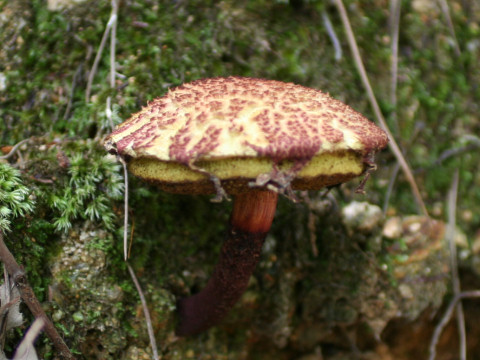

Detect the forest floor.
xmin=1 ymin=0 xmax=479 ymax=359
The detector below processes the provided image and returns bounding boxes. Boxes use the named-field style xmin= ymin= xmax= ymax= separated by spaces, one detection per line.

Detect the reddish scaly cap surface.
xmin=105 ymin=77 xmax=388 ymax=166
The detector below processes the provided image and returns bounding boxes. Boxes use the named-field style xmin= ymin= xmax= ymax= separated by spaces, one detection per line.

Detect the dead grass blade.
xmin=0 ymin=232 xmax=75 ymax=359
xmin=127 ymin=264 xmax=160 ymax=360
xmin=12 ymin=318 xmax=44 ymax=360
xmin=333 ymin=0 xmax=429 ymax=217
xmin=445 ymin=170 xmax=466 ymax=359
xmin=438 ymin=0 xmax=461 ymax=57
xmin=428 ymin=291 xmax=480 ymax=360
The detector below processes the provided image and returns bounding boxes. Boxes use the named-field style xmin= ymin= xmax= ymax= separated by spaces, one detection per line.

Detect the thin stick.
xmin=428 ymin=291 xmax=480 ymax=360
xmin=383 ymin=162 xmax=400 ymax=214
xmin=63 ymin=64 xmax=83 ymax=121
xmin=12 ymin=317 xmax=45 ymax=360
xmin=122 ymin=153 xmax=159 ymax=360
xmin=0 ymin=267 xmax=11 ymax=350
xmin=322 ymin=10 xmax=342 ymax=61
xmin=109 ymin=0 xmax=118 ymax=91
xmin=127 ymin=264 xmax=159 ymax=360
xmin=105 ymin=0 xmax=118 ymax=130
xmin=85 ymin=21 xmax=111 ymax=102
xmin=0 ymin=139 xmax=29 ymax=160
xmin=0 ymin=232 xmax=75 ymax=359
xmin=333 ymin=0 xmax=429 ymax=218
xmin=128 ymin=217 xmax=135 ymax=259
xmin=85 ymin=3 xmax=118 ymax=102
xmin=446 ymin=169 xmax=466 ymax=359
xmin=434 ymin=140 xmax=480 ymax=165
xmin=438 ymin=0 xmax=461 ymax=57
xmin=0 ymin=282 xmax=21 ymax=351
xmin=389 ymin=0 xmax=401 ymax=135
xmin=118 ymin=157 xmax=129 ymax=261
xmin=99 ymin=6 xmax=158 ymax=359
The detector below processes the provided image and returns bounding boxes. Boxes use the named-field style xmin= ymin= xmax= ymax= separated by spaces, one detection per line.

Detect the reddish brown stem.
xmin=176 ymin=189 xmax=278 ymax=336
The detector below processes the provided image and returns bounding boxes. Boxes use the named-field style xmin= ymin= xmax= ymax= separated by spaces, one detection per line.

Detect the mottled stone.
xmin=49 ymin=224 xmax=128 ymax=358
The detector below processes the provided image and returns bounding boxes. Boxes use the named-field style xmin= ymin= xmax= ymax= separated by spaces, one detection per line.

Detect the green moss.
xmin=0 ymin=162 xmax=35 ymax=232
xmin=47 ymin=149 xmax=123 ymax=232
xmin=1 ymin=0 xmax=479 ymax=358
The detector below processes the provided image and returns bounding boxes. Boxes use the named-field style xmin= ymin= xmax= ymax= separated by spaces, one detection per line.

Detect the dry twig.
xmin=382 ymin=162 xmax=400 ymax=214
xmin=88 ymin=4 xmax=159 ymax=358
xmin=85 ymin=0 xmax=118 ymax=103
xmin=428 ymin=170 xmax=473 ymax=360
xmin=388 ymin=0 xmax=401 ymax=135
xmin=127 ymin=264 xmax=159 ymax=360
xmin=445 ymin=170 xmax=466 ymax=360
xmin=322 ymin=10 xmax=342 ymax=61
xmin=434 ymin=136 xmax=480 ymax=165
xmin=118 ymin=156 xmax=129 ymax=261
xmin=12 ymin=317 xmax=44 ymax=360
xmin=382 ymin=0 xmax=401 ymax=213
xmin=0 ymin=231 xmax=75 ymax=359
xmin=105 ymin=0 xmax=119 ymax=131
xmin=117 ymin=124 xmax=160 ymax=360
xmin=88 ymin=3 xmax=158 ymax=359
xmin=428 ymin=291 xmax=480 ymax=360
xmin=333 ymin=0 xmax=429 ymax=217
xmin=438 ymin=0 xmax=461 ymax=57
xmin=0 ymin=139 xmax=29 ymax=160
xmin=63 ymin=64 xmax=83 ymax=121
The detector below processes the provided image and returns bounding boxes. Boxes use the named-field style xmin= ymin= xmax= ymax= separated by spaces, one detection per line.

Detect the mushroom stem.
xmin=176 ymin=189 xmax=278 ymax=336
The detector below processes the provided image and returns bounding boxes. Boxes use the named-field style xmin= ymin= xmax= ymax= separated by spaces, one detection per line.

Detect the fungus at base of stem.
xmin=176 ymin=189 xmax=278 ymax=336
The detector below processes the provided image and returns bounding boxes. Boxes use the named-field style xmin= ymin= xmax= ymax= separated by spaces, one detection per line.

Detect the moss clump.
xmin=1 ymin=0 xmax=479 ymax=358
xmin=49 ymin=225 xmax=129 ymax=358
xmin=0 ymin=162 xmax=35 ymax=232
xmin=47 ymin=150 xmax=124 ymax=232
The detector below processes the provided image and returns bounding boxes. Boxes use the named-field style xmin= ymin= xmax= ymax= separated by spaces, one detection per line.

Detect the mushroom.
xmin=104 ymin=76 xmax=388 ymax=336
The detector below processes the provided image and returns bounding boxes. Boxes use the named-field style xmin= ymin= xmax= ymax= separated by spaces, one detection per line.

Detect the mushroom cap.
xmin=105 ymin=76 xmax=388 ymax=195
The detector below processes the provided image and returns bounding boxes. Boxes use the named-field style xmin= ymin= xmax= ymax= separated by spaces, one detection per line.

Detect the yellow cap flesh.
xmin=105 ymin=77 xmax=388 ymax=194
